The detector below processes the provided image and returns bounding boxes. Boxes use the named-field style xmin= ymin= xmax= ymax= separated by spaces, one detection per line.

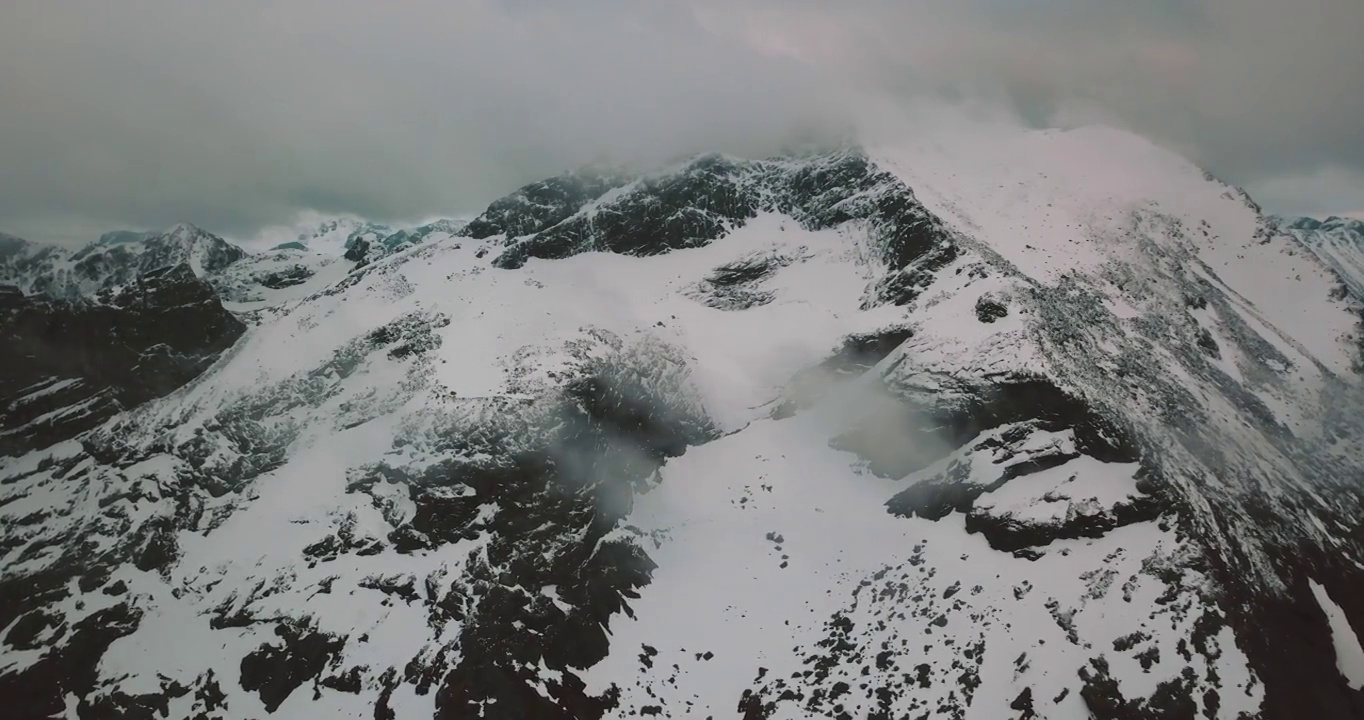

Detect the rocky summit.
xmin=2 ymin=124 xmax=1364 ymax=720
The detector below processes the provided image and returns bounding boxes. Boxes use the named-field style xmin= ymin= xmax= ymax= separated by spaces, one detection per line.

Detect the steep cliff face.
xmin=478 ymin=150 xmax=957 ymax=309
xmin=2 ymin=126 xmax=1363 ymax=720
xmin=0 ymin=265 xmax=245 ymax=456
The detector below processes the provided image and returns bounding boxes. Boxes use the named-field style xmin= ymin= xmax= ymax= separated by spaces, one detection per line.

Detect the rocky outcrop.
xmin=478 ymin=148 xmax=958 ymax=307
xmin=0 ymin=264 xmax=245 ymax=455
xmin=869 ymin=375 xmax=1162 ymax=561
xmin=462 ymin=170 xmax=630 ymax=241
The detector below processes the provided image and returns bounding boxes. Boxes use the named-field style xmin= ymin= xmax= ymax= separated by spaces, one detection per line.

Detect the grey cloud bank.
xmin=1 ymin=0 xmax=1361 ymax=244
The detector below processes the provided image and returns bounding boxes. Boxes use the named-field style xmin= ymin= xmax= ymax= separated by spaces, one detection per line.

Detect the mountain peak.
xmin=4 ymin=128 xmax=1364 ymax=718
xmin=1321 ymin=215 xmax=1364 ymax=234
xmin=95 ymin=223 xmax=218 ymax=249
xmin=159 ymin=221 xmax=215 ymax=243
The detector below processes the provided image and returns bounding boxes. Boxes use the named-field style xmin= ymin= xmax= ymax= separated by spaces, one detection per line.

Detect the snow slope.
xmin=3 ymin=124 xmax=1364 ymax=719
xmin=1277 ymin=215 xmax=1364 ymax=302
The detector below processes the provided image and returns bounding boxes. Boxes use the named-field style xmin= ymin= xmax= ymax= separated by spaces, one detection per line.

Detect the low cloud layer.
xmin=702 ymin=0 xmax=1364 ymax=218
xmin=2 ymin=0 xmax=1361 ymax=243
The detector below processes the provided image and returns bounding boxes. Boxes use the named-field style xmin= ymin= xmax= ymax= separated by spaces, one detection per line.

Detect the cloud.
xmin=1 ymin=0 xmax=1361 ymax=242
xmin=1247 ymin=166 xmax=1364 ymax=219
xmin=699 ymin=0 xmax=1364 ymax=213
xmin=0 ymin=1 xmax=850 ymax=242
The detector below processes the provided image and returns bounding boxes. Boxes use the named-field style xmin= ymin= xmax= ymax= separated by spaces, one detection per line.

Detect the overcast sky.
xmin=2 ymin=0 xmax=1362 ymax=243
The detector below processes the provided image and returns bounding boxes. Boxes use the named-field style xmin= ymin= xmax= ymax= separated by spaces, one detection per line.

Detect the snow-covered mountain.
xmin=1275 ymin=215 xmax=1364 ymax=302
xmin=0 ymin=218 xmax=470 ymax=458
xmin=2 ymin=124 xmax=1364 ymax=720
xmin=343 ymin=218 xmax=469 ymax=268
xmin=249 ymin=215 xmax=473 ymax=266
xmin=0 ymin=224 xmax=247 ymax=300
xmin=0 ymin=216 xmax=474 ymax=314
xmin=275 ymin=217 xmax=394 ymax=257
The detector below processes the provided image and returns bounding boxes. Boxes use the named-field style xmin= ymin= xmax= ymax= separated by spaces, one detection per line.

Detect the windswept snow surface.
xmin=3 ymin=123 xmax=1364 ymax=719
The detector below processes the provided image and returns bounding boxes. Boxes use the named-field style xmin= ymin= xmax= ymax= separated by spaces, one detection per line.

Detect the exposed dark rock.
xmin=320 ymin=666 xmax=366 ymax=694
xmin=964 ymin=488 xmax=1166 ymax=552
xmin=73 ymin=224 xmax=245 ymax=279
xmin=463 ymin=171 xmax=629 ymax=241
xmin=770 ymin=149 xmax=959 ymax=308
xmin=882 ymin=455 xmax=982 ymax=517
xmin=1078 ymin=657 xmax=1199 ymax=720
xmin=133 ymin=516 xmax=181 ymax=574
xmin=103 ymin=579 xmax=129 ymax=596
xmin=1195 ymin=327 xmax=1221 ymax=359
xmin=427 ymin=380 xmax=714 ymax=717
xmin=0 ymin=265 xmax=245 ymax=456
xmin=494 ymin=154 xmax=757 ymax=269
xmin=710 ymin=257 xmax=779 ymax=287
xmin=4 ymin=608 xmax=66 ymax=650
xmin=691 ymin=254 xmax=793 ymax=310
xmin=483 ymin=148 xmax=959 ymax=307
xmin=1210 ymin=547 xmax=1364 ymax=720
xmin=1011 ymin=687 xmax=1036 ymax=719
xmin=0 ymin=603 xmax=142 ymax=719
xmin=304 ymin=514 xmax=387 ymax=562
xmin=824 ymin=327 xmax=916 ymax=374
xmin=344 ymin=237 xmax=372 ymax=266
xmin=880 ymin=376 xmax=1164 ymax=553
xmin=78 ymin=681 xmax=192 ymax=720
xmin=312 ymin=342 xmax=718 ymax=719
xmin=358 ymin=574 xmax=420 ymax=604
xmin=883 ymin=376 xmax=1138 ymax=480
xmin=239 ymin=622 xmax=345 ymax=713
xmin=258 ymin=263 xmax=315 ymax=289
xmin=975 ymin=294 xmax=1009 ymax=323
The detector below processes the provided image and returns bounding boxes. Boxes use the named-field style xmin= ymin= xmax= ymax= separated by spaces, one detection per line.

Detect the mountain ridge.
xmin=0 ymin=223 xmax=246 ymax=300
xmin=1273 ymin=214 xmax=1364 ymax=304
xmin=1 ymin=126 xmax=1363 ymax=719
